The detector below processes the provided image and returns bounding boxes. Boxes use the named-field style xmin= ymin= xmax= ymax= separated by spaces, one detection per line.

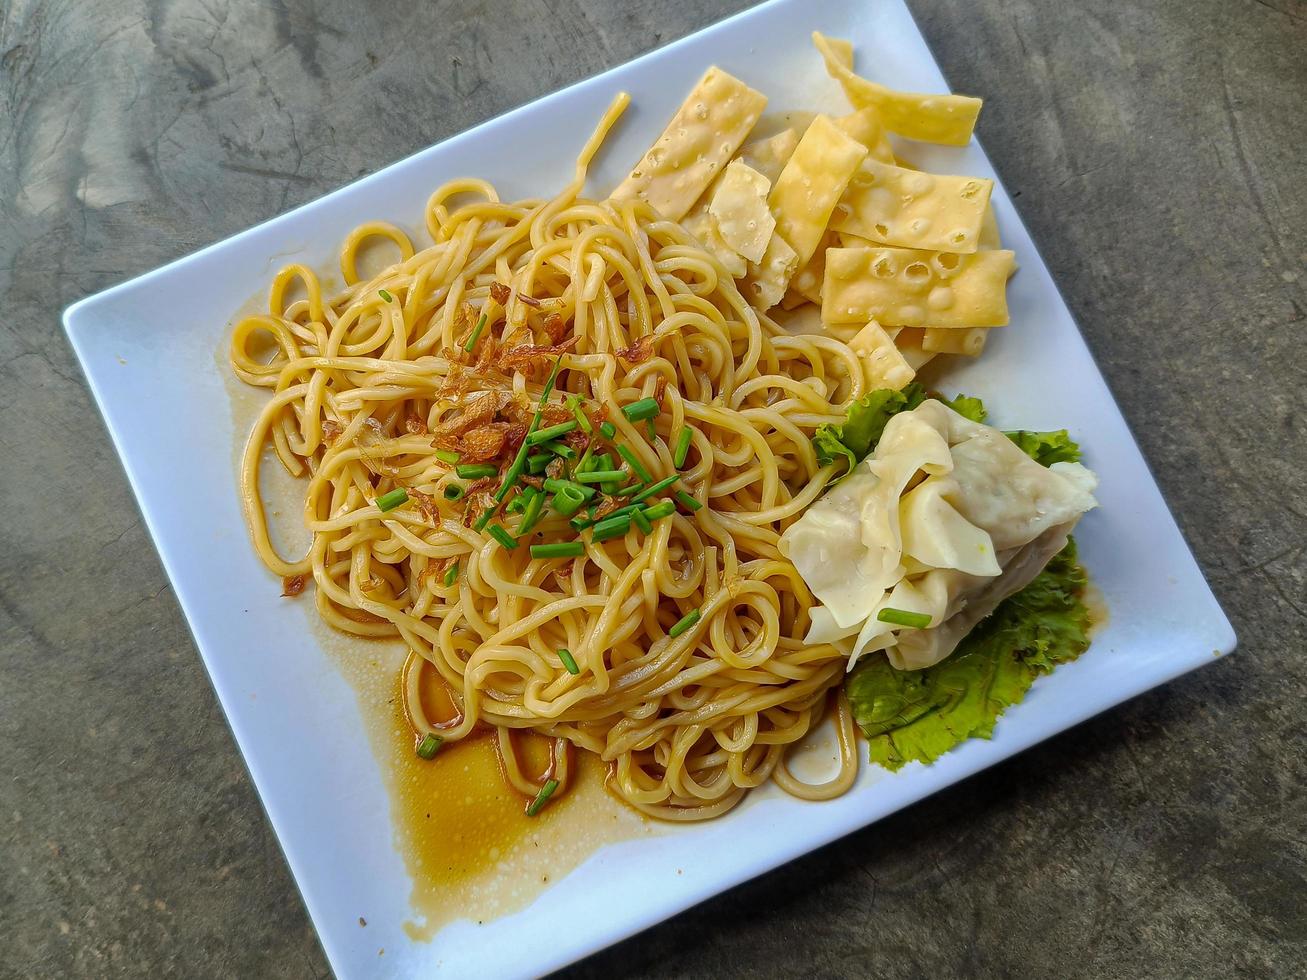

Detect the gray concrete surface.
xmin=2 ymin=0 xmax=1304 ymax=976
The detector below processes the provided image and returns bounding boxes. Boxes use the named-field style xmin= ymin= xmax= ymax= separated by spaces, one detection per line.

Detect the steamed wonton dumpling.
xmin=780 ymin=400 xmax=1097 ymax=671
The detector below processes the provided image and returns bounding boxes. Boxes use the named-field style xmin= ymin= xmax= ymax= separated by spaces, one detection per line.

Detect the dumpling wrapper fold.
xmin=781 ymin=400 xmax=1097 ymax=670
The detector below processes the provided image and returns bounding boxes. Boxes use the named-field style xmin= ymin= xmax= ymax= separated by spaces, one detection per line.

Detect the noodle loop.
xmin=233 ymin=96 xmax=866 ymax=819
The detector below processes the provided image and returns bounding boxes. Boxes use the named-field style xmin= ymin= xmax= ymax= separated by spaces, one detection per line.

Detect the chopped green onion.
xmin=526 ymin=452 xmax=553 ymax=475
xmin=462 ymin=311 xmax=488 ymax=352
xmin=556 ymin=648 xmax=581 ymax=675
xmin=443 ymin=483 xmax=465 ymax=502
xmin=593 ymin=453 xmax=614 ymax=471
xmin=505 ymin=493 xmax=528 ymax=515
xmin=599 ymin=421 xmax=617 ymax=439
xmin=604 ymin=503 xmax=642 ymax=520
xmin=518 ymin=488 xmax=545 ymax=534
xmin=674 ymin=490 xmax=702 ymax=511
xmin=456 ymin=463 xmax=498 ymax=480
xmin=574 ymin=445 xmax=595 ymax=476
xmin=591 ymin=513 xmax=632 ymax=542
xmin=531 ymin=541 xmax=585 ymax=559
xmin=646 ymin=417 xmax=657 ymax=441
xmin=526 ymin=778 xmax=559 ymax=817
xmin=434 ymin=449 xmax=461 ymax=465
xmin=487 ymin=524 xmax=518 ymax=549
xmin=570 ymin=515 xmax=594 ymax=532
xmin=376 ymin=488 xmax=408 ymax=512
xmin=540 ymin=354 xmax=565 ymax=400
xmin=378 ymin=288 xmax=393 ymax=303
xmin=415 ymin=733 xmax=443 ymax=759
xmin=630 ymin=474 xmax=679 ymax=505
xmin=669 ymin=608 xmax=701 ymax=638
xmin=442 ymin=563 xmax=459 ymax=587
xmin=622 ymin=397 xmax=660 ymax=423
xmin=575 ymin=469 xmax=626 ymax=484
xmin=877 ymin=607 xmax=933 ymax=629
xmin=612 ymin=482 xmax=643 ymax=497
xmin=641 ymin=500 xmax=675 ymax=522
xmin=525 ymin=420 xmax=578 ymax=446
xmin=631 ymin=508 xmax=653 ymax=534
xmin=551 ymin=485 xmax=588 ymax=517
xmin=543 ymin=477 xmax=594 ymax=500
xmin=569 ymin=397 xmax=593 ymax=434
xmin=494 ymin=357 xmax=565 ymax=502
xmin=541 ymin=440 xmax=576 ymax=460
xmin=673 ymin=428 xmax=693 ymax=468
xmin=617 ymin=445 xmax=653 ymax=483
xmin=473 ymin=504 xmax=497 ymax=532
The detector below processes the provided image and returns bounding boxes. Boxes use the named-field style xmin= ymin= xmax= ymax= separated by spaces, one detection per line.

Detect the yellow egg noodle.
xmin=231 ymin=36 xmax=1025 ymax=820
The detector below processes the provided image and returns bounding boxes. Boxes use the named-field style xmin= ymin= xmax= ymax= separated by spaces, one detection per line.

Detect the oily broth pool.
xmin=218 ymin=298 xmax=657 ymax=939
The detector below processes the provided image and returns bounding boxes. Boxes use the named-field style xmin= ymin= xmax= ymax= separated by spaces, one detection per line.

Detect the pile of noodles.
xmin=231 ymin=95 xmax=863 ymax=820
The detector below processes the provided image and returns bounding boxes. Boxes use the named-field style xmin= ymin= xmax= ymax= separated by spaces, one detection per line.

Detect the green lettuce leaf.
xmin=1005 ymin=429 xmax=1081 ymax=466
xmin=813 ymin=383 xmax=926 ymax=471
xmin=846 ymin=540 xmax=1092 ymax=771
xmin=939 ymin=393 xmax=987 ymax=423
xmin=811 ymin=387 xmax=1082 ymax=477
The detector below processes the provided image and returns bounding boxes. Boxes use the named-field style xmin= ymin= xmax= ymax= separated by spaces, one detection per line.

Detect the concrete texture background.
xmin=2 ymin=0 xmax=1304 ymax=976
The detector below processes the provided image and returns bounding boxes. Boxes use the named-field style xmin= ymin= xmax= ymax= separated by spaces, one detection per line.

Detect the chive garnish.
xmin=473 ymin=504 xmax=497 ymax=532
xmin=591 ymin=513 xmax=632 ymax=542
xmin=669 ymin=608 xmax=701 ymax=638
xmin=531 ymin=541 xmax=585 ymax=559
xmin=617 ymin=444 xmax=653 ymax=483
xmin=622 ymin=397 xmax=660 ymax=422
xmin=575 ymin=469 xmax=627 ymax=484
xmin=506 ymin=493 xmax=528 ymax=515
xmin=556 ymin=648 xmax=580 ymax=675
xmin=541 ymin=440 xmax=576 ymax=460
xmin=526 ymin=778 xmax=559 ymax=817
xmin=551 ymin=485 xmax=588 ymax=517
xmin=877 ymin=607 xmax=933 ymax=629
xmin=434 ymin=449 xmax=461 ymax=465
xmin=569 ymin=397 xmax=593 ymax=434
xmin=574 ymin=446 xmax=595 ymax=477
xmin=456 ymin=463 xmax=498 ymax=480
xmin=632 ymin=508 xmax=653 ymax=534
xmin=378 ymin=288 xmax=393 ymax=303
xmin=495 ymin=356 xmax=564 ymax=502
xmin=673 ymin=428 xmax=692 ymax=468
xmin=443 ymin=483 xmax=465 ymax=501
xmin=599 ymin=421 xmax=617 ymax=439
xmin=674 ymin=490 xmax=702 ymax=511
xmin=487 ymin=524 xmax=518 ymax=549
xmin=442 ymin=563 xmax=459 ymax=586
xmin=525 ymin=420 xmax=578 ymax=446
xmin=518 ymin=488 xmax=545 ymax=534
xmin=540 ymin=354 xmax=565 ymax=399
xmin=630 ymin=474 xmax=679 ymax=504
xmin=416 ymin=733 xmax=443 ymax=759
xmin=641 ymin=500 xmax=675 ymax=522
xmin=376 ymin=488 xmax=408 ymax=512
xmin=462 ymin=311 xmax=488 ymax=352
xmin=526 ymin=452 xmax=552 ymax=475
xmin=543 ymin=478 xmax=594 ymax=500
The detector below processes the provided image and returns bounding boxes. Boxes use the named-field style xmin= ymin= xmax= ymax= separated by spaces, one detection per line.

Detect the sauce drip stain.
xmin=220 ymin=335 xmax=655 ymax=942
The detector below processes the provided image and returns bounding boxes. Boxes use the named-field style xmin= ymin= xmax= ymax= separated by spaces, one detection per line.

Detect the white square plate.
xmin=64 ymin=0 xmax=1235 ymax=975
